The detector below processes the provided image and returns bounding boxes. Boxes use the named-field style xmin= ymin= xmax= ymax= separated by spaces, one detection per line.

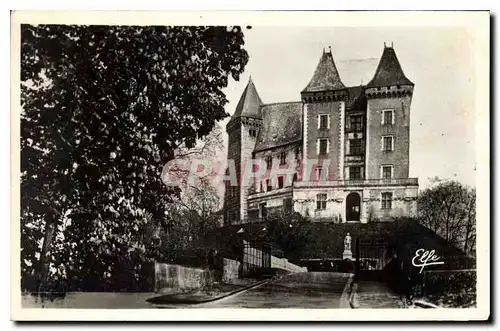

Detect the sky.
xmin=214 ymin=26 xmax=477 ymax=192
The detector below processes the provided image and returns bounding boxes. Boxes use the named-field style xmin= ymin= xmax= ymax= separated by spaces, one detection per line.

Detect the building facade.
xmin=223 ymin=45 xmax=418 ymax=225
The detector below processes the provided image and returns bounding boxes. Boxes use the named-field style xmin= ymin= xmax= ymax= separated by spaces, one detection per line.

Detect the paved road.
xmin=22 ymin=272 xmax=352 ymax=309
xmin=201 ymin=272 xmax=352 ymax=308
xmin=354 ymin=281 xmax=402 ymax=308
xmin=22 ymin=292 xmax=156 ymax=309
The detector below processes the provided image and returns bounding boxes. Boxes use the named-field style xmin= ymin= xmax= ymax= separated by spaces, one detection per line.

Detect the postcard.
xmin=10 ymin=10 xmax=490 ymax=321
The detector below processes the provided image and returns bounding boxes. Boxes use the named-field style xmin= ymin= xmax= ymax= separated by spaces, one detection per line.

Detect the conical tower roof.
xmin=302 ymin=49 xmax=345 ymax=93
xmin=230 ymin=77 xmax=263 ymax=121
xmin=367 ymin=45 xmax=413 ymax=88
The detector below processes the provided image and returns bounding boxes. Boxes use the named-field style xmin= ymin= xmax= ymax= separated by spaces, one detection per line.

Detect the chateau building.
xmin=223 ymin=45 xmax=419 ymax=225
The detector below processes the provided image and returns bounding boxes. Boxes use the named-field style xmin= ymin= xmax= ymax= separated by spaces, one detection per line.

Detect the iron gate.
xmin=241 ymin=240 xmax=272 ymax=278
xmin=355 ymin=237 xmax=389 ymax=281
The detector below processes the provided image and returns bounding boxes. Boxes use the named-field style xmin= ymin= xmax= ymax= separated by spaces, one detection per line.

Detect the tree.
xmin=21 ymin=25 xmax=249 ymax=292
xmin=156 ymin=125 xmax=225 ymax=265
xmin=265 ymin=212 xmax=312 ymax=261
xmin=417 ymin=181 xmax=476 ymax=255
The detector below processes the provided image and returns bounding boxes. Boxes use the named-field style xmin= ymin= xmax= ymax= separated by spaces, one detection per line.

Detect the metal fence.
xmin=241 ymin=240 xmax=272 ymax=278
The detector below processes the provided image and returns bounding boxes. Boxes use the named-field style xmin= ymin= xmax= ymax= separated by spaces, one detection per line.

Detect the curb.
xmin=348 ymin=281 xmax=359 ymax=309
xmin=339 ymin=274 xmax=354 ymax=308
xmin=147 ymin=278 xmax=271 ymax=306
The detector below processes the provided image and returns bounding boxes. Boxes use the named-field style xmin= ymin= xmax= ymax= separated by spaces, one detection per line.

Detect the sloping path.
xmin=204 ymin=272 xmax=352 ymax=308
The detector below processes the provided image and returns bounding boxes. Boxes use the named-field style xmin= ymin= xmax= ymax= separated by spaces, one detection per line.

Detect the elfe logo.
xmin=411 ymin=249 xmax=445 ymax=274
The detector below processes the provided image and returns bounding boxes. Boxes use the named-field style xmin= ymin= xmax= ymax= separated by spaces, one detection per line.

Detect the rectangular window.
xmin=259 ymin=181 xmax=264 ymax=192
xmin=293 ymin=173 xmax=298 ymax=183
xmin=382 ymin=165 xmax=393 ymax=179
xmin=278 ymin=176 xmax=284 ymax=189
xmin=319 ymin=139 xmax=328 ymax=155
xmin=266 ymin=179 xmax=272 ymax=191
xmin=381 ymin=192 xmax=393 ymax=209
xmin=265 ymin=155 xmax=272 ymax=169
xmin=349 ymin=115 xmax=363 ymax=131
xmin=249 ymin=129 xmax=257 ymax=137
xmin=382 ymin=109 xmax=394 ymax=125
xmin=319 ymin=114 xmax=329 ymax=129
xmin=349 ymin=139 xmax=363 ymax=155
xmin=349 ymin=166 xmax=362 ymax=180
xmin=382 ymin=136 xmax=394 ymax=151
xmin=279 ymin=152 xmax=287 ymax=165
xmin=316 ymin=193 xmax=327 ymax=210
xmin=317 ymin=166 xmax=327 ymax=181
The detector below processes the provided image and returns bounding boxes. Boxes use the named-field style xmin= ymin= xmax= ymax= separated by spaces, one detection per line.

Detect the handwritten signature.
xmin=411 ymin=248 xmax=444 ymax=274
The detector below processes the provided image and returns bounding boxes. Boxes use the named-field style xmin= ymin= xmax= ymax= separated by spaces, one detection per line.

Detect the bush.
xmin=423 ymin=269 xmax=476 ymax=295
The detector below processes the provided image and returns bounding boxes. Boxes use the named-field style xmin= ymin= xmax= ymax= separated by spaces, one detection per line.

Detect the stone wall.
xmin=366 ymin=92 xmax=413 ymax=180
xmin=222 ymin=258 xmax=241 ymax=283
xmin=271 ymin=255 xmax=308 ymax=273
xmin=293 ymin=186 xmax=344 ymax=221
xmin=153 ymin=254 xmax=304 ymax=293
xmin=154 ymin=262 xmax=212 ymax=293
xmin=154 ymin=259 xmax=240 ymax=293
xmin=240 ymin=117 xmax=261 ymax=222
xmin=364 ymin=186 xmax=418 ymax=221
xmin=224 ymin=122 xmax=242 ymax=225
xmin=293 ymin=184 xmax=418 ymax=223
xmin=304 ymin=101 xmax=344 ymax=181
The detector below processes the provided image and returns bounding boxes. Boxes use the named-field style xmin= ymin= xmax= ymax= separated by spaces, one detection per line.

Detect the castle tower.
xmin=224 ymin=77 xmax=263 ymax=225
xmin=301 ymin=49 xmax=348 ymax=181
xmin=364 ymin=45 xmax=414 ymax=180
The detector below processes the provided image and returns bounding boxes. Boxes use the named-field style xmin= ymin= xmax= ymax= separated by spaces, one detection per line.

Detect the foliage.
xmin=264 ymin=212 xmax=313 ymax=261
xmin=156 ymin=125 xmax=224 ymax=267
xmin=21 ymin=24 xmax=249 ymax=293
xmin=417 ymin=181 xmax=476 ymax=255
xmin=156 ymin=178 xmax=222 ymax=266
xmin=423 ymin=270 xmax=476 ymax=308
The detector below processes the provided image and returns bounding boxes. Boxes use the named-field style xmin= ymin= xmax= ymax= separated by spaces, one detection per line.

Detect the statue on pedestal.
xmin=343 ymin=232 xmax=353 ymax=261
xmin=344 ymin=232 xmax=352 ymax=251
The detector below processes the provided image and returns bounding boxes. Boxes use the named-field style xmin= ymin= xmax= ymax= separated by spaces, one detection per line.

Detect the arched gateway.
xmin=346 ymin=192 xmax=361 ymax=222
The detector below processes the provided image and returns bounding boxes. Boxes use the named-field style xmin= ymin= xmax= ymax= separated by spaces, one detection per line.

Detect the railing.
xmin=293 ymin=178 xmax=418 ymax=188
xmin=248 ymin=179 xmax=418 ymax=195
xmin=248 ymin=186 xmax=293 ymax=199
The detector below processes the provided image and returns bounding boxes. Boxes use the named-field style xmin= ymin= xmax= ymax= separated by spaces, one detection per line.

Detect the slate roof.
xmin=302 ymin=51 xmax=346 ymax=93
xmin=229 ymin=77 xmax=263 ymax=122
xmin=254 ymin=102 xmax=303 ymax=152
xmin=345 ymin=86 xmax=367 ymax=110
xmin=367 ymin=46 xmax=413 ymax=88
